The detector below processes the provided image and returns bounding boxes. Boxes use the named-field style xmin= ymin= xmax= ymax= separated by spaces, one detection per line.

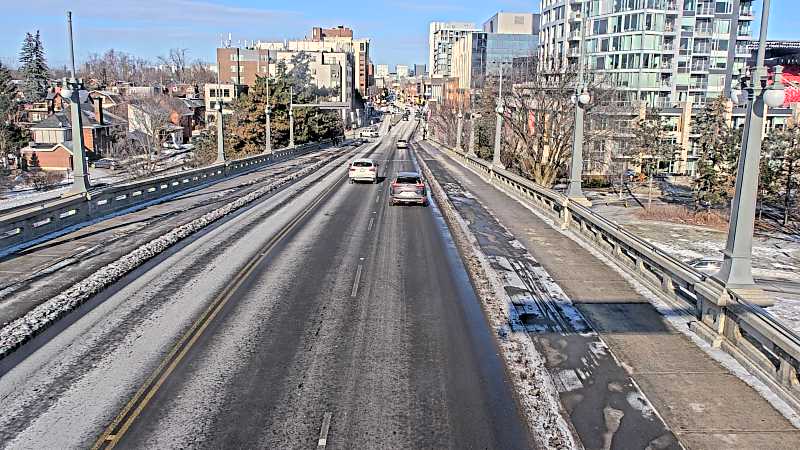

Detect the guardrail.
xmin=0 ymin=140 xmax=345 ymax=255
xmin=429 ymin=139 xmax=800 ymax=413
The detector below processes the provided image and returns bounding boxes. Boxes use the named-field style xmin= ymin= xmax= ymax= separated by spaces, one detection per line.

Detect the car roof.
xmin=396 ymin=171 xmax=420 ymax=178
xmin=352 ymin=158 xmax=375 ymax=163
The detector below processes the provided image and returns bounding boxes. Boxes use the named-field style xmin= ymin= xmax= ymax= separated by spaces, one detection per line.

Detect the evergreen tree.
xmin=0 ymin=62 xmax=26 ymax=160
xmin=763 ymin=125 xmax=800 ymax=225
xmin=29 ymin=152 xmax=41 ymax=170
xmin=692 ymin=97 xmax=739 ymax=209
xmin=19 ymin=31 xmax=50 ymax=102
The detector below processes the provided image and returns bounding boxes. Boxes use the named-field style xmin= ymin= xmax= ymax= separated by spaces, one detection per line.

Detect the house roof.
xmin=30 ymin=105 xmax=126 ymax=130
xmin=21 ymin=141 xmax=74 ymax=155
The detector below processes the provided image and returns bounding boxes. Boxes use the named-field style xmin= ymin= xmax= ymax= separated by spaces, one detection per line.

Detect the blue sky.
xmin=1 ymin=0 xmax=797 ymax=69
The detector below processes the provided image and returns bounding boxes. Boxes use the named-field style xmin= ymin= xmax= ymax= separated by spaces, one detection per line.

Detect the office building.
xmin=376 ymin=64 xmax=390 ymax=79
xmin=538 ymin=0 xmax=755 ymax=107
xmin=396 ymin=65 xmax=410 ymax=79
xmin=429 ymin=21 xmax=480 ymax=76
xmin=450 ymin=12 xmax=539 ymax=90
xmin=414 ymin=64 xmax=427 ymax=77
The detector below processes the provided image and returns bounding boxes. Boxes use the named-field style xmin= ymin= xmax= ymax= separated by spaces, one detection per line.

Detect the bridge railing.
xmin=430 ymin=139 xmax=800 ymax=413
xmin=0 ymin=140 xmax=343 ymax=255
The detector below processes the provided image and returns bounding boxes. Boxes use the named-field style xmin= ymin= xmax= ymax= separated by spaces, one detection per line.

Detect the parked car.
xmin=390 ymin=172 xmax=428 ymax=206
xmin=92 ymin=158 xmax=119 ymax=170
xmin=396 ymin=139 xmax=408 ymax=149
xmin=349 ymin=158 xmax=378 ymax=184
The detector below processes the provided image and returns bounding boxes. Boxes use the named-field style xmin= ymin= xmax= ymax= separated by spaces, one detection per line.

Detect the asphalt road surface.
xmin=0 ymin=121 xmax=534 ymax=449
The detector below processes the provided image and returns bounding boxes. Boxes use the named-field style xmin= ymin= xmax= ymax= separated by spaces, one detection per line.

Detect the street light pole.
xmin=63 ymin=11 xmax=90 ymax=196
xmin=455 ymin=111 xmax=463 ymax=151
xmin=469 ymin=112 xmax=480 ymax=156
xmin=492 ymin=67 xmax=505 ymax=169
xmin=289 ymin=86 xmax=295 ymax=148
xmin=215 ymin=100 xmax=225 ymax=163
xmin=716 ymin=0 xmax=785 ymax=296
xmin=265 ymin=79 xmax=272 ymax=154
xmin=565 ymin=2 xmax=591 ymax=206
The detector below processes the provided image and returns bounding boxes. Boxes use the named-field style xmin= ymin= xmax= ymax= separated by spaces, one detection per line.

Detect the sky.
xmin=0 ymin=0 xmax=797 ymax=70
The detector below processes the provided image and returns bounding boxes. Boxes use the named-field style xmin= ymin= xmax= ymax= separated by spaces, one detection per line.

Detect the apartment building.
xmin=450 ymin=12 xmax=540 ymax=90
xmin=429 ymin=21 xmax=480 ymax=76
xmin=396 ymin=65 xmax=410 ymax=79
xmin=538 ymin=0 xmax=754 ymax=107
xmin=376 ymin=64 xmax=390 ymax=79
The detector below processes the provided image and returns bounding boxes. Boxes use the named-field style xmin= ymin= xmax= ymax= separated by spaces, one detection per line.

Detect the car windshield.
xmin=396 ymin=176 xmax=420 ymax=184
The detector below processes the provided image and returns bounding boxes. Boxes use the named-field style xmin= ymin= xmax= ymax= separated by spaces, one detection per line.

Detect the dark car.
xmin=92 ymin=158 xmax=119 ymax=170
xmin=390 ymin=172 xmax=428 ymax=206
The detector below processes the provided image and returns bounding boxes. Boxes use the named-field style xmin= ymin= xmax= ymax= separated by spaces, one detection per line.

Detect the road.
xmin=0 ymin=121 xmax=533 ymax=449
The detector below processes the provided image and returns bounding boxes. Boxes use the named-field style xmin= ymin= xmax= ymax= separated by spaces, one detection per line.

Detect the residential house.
xmin=20 ymin=98 xmax=126 ymax=170
xmin=128 ymin=97 xmax=193 ymax=147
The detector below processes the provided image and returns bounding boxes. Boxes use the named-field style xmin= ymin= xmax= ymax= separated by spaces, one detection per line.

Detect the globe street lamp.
xmin=264 ymin=79 xmax=272 ymax=154
xmin=565 ymin=87 xmax=591 ymax=205
xmin=716 ymin=0 xmax=785 ymax=299
xmin=492 ymin=66 xmax=507 ymax=169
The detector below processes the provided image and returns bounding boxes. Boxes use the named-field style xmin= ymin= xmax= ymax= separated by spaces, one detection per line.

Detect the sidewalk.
xmin=418 ymin=140 xmax=800 ymax=450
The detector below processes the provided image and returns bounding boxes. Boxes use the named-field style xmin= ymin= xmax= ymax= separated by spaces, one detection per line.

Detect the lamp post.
xmin=565 ymin=88 xmax=591 ymax=205
xmin=62 ymin=11 xmax=90 ymax=196
xmin=716 ymin=0 xmax=785 ymax=295
xmin=455 ymin=111 xmax=463 ymax=151
xmin=492 ymin=67 xmax=505 ymax=169
xmin=469 ymin=112 xmax=480 ymax=156
xmin=215 ymin=99 xmax=225 ymax=163
xmin=565 ymin=0 xmax=591 ymax=206
xmin=265 ymin=79 xmax=272 ymax=154
xmin=288 ymin=86 xmax=295 ymax=148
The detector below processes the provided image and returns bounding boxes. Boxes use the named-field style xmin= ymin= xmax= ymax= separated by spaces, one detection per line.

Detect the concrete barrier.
xmin=0 ymin=141 xmax=345 ymax=255
xmin=429 ymin=138 xmax=800 ymax=414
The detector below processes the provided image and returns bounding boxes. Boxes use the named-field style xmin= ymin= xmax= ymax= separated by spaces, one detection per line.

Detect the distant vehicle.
xmin=349 ymin=158 xmax=378 ymax=184
xmin=396 ymin=139 xmax=408 ymax=149
xmin=390 ymin=172 xmax=428 ymax=206
xmin=687 ymin=257 xmax=722 ymax=274
xmin=360 ymin=130 xmax=379 ymax=138
xmin=92 ymin=158 xmax=119 ymax=170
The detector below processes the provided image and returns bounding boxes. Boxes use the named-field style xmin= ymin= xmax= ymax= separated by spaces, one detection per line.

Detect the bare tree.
xmin=491 ymin=62 xmax=625 ymax=187
xmin=158 ymin=48 xmax=188 ymax=84
xmin=121 ymin=95 xmax=184 ymax=177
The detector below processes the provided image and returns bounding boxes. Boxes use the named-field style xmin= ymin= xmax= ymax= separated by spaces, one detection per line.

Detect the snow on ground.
xmin=591 ymin=203 xmax=800 ymax=282
xmin=0 ymin=147 xmax=360 ymax=357
xmin=591 ymin=202 xmax=800 ymax=333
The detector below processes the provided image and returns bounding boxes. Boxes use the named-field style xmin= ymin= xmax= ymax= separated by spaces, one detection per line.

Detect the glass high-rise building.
xmin=539 ymin=0 xmax=754 ymax=107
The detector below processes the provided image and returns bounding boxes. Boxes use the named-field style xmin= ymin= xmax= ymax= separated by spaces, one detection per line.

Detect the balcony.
xmin=568 ymin=30 xmax=581 ymax=40
xmin=697 ymin=7 xmax=714 ymax=16
xmin=695 ymin=28 xmax=713 ymax=37
xmin=690 ymin=83 xmax=708 ymax=90
xmin=691 ymin=63 xmax=709 ymax=72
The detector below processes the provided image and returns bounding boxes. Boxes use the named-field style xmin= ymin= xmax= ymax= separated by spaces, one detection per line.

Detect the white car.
xmin=349 ymin=158 xmax=378 ymax=184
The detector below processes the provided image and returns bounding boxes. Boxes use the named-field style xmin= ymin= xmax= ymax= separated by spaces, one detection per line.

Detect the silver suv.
xmin=390 ymin=172 xmax=428 ymax=206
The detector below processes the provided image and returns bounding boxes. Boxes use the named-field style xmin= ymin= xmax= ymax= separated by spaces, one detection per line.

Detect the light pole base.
xmin=728 ymin=287 xmax=775 ymax=307
xmin=567 ymin=195 xmax=592 ymax=207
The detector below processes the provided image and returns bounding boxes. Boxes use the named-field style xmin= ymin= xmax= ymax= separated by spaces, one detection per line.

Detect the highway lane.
xmin=0 ymin=121 xmax=533 ymax=449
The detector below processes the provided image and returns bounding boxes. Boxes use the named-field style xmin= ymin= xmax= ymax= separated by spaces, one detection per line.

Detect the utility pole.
xmin=564 ymin=2 xmax=591 ymax=206
xmin=62 ymin=11 xmax=90 ymax=196
xmin=716 ymin=0 xmax=785 ymax=298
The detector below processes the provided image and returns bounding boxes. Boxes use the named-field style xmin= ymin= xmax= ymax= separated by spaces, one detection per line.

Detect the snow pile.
xmin=0 ymin=151 xmax=347 ymax=358
xmin=416 ymin=153 xmax=577 ymax=449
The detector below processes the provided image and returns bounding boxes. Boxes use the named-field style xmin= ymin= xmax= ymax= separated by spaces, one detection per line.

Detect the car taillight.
xmin=368 ymin=167 xmax=376 ymax=172
xmin=415 ymin=183 xmax=424 ymax=188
